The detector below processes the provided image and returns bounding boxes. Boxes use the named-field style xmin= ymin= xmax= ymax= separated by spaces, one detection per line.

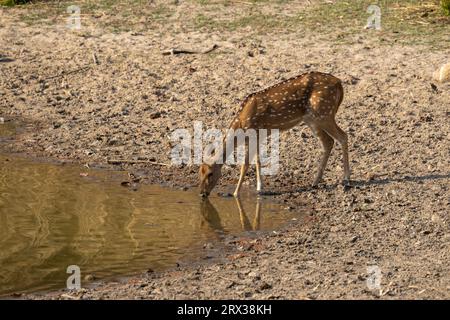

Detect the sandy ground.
xmin=1 ymin=0 xmax=449 ymax=299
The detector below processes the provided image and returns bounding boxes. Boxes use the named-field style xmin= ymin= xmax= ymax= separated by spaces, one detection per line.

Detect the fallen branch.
xmin=92 ymin=52 xmax=99 ymax=65
xmin=162 ymin=44 xmax=219 ymax=56
xmin=107 ymin=159 xmax=170 ymax=166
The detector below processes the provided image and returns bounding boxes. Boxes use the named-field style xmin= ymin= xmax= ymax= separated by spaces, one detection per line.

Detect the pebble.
xmin=150 ymin=111 xmax=161 ymax=119
xmin=259 ymin=282 xmax=272 ymax=290
xmin=84 ymin=274 xmax=96 ymax=281
xmin=218 ymin=192 xmax=233 ymax=197
xmin=0 ymin=117 xmax=4 ymax=124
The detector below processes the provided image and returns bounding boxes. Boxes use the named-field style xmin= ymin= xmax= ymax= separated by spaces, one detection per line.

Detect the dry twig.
xmin=162 ymin=44 xmax=219 ymax=55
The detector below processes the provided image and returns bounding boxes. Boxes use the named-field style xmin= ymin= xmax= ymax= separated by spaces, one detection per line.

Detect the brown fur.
xmin=200 ymin=71 xmax=350 ymax=197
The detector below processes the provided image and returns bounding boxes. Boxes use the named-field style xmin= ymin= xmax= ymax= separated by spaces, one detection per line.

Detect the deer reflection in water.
xmin=200 ymin=196 xmax=262 ymax=233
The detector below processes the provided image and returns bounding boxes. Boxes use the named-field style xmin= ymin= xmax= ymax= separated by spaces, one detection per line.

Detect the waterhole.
xmin=0 ymin=121 xmax=303 ymax=296
xmin=0 ymin=119 xmax=16 ymax=140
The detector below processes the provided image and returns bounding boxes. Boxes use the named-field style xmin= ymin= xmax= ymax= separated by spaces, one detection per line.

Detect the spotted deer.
xmin=199 ymin=71 xmax=350 ymax=197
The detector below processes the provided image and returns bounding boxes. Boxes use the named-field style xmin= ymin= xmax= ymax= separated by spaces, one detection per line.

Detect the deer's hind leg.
xmin=313 ymin=127 xmax=335 ymax=186
xmin=318 ymin=120 xmax=350 ymax=184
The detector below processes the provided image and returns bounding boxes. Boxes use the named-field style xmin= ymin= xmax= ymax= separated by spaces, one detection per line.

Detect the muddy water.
xmin=0 ymin=120 xmax=16 ymax=140
xmin=0 ymin=150 xmax=301 ymax=296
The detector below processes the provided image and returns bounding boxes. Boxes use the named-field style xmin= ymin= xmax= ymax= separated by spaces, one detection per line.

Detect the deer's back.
xmin=232 ymin=72 xmax=344 ymax=130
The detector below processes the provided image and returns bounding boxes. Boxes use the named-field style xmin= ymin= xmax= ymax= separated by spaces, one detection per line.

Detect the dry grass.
xmin=4 ymin=0 xmax=449 ymax=48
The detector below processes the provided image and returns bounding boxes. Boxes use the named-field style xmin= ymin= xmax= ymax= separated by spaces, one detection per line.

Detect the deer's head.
xmin=199 ymin=163 xmax=222 ymax=197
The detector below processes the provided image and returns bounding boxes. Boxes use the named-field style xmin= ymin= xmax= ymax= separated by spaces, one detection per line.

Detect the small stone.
xmin=259 ymin=282 xmax=272 ymax=291
xmin=203 ymin=242 xmax=214 ymax=249
xmin=218 ymin=192 xmax=233 ymax=197
xmin=120 ymin=181 xmax=131 ymax=187
xmin=84 ymin=274 xmax=96 ymax=281
xmin=433 ymin=62 xmax=450 ymax=83
xmin=150 ymin=112 xmax=161 ymax=119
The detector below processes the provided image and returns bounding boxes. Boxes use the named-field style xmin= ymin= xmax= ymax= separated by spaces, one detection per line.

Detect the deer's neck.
xmin=206 ymin=116 xmax=242 ymax=166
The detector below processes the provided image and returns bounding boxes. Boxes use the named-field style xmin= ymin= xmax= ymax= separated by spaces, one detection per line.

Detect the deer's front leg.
xmin=255 ymin=151 xmax=263 ymax=193
xmin=234 ymin=163 xmax=249 ymax=197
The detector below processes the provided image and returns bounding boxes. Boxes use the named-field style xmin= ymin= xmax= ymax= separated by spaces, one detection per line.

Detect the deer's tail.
xmin=335 ymin=80 xmax=344 ymax=113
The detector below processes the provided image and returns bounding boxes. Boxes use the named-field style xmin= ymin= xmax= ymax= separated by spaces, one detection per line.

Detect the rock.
xmin=107 ymin=138 xmax=120 ymax=146
xmin=430 ymin=83 xmax=438 ymax=93
xmin=248 ymin=271 xmax=260 ymax=280
xmin=150 ymin=111 xmax=161 ymax=119
xmin=84 ymin=274 xmax=96 ymax=281
xmin=218 ymin=192 xmax=233 ymax=197
xmin=120 ymin=181 xmax=131 ymax=187
xmin=203 ymin=242 xmax=214 ymax=249
xmin=259 ymin=282 xmax=272 ymax=290
xmin=0 ymin=117 xmax=4 ymax=124
xmin=433 ymin=62 xmax=450 ymax=83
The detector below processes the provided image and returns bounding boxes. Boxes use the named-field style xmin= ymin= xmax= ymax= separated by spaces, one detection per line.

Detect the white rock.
xmin=433 ymin=62 xmax=450 ymax=83
xmin=0 ymin=117 xmax=4 ymax=124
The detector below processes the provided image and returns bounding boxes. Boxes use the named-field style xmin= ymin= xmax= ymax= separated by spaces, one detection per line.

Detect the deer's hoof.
xmin=342 ymin=180 xmax=352 ymax=190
